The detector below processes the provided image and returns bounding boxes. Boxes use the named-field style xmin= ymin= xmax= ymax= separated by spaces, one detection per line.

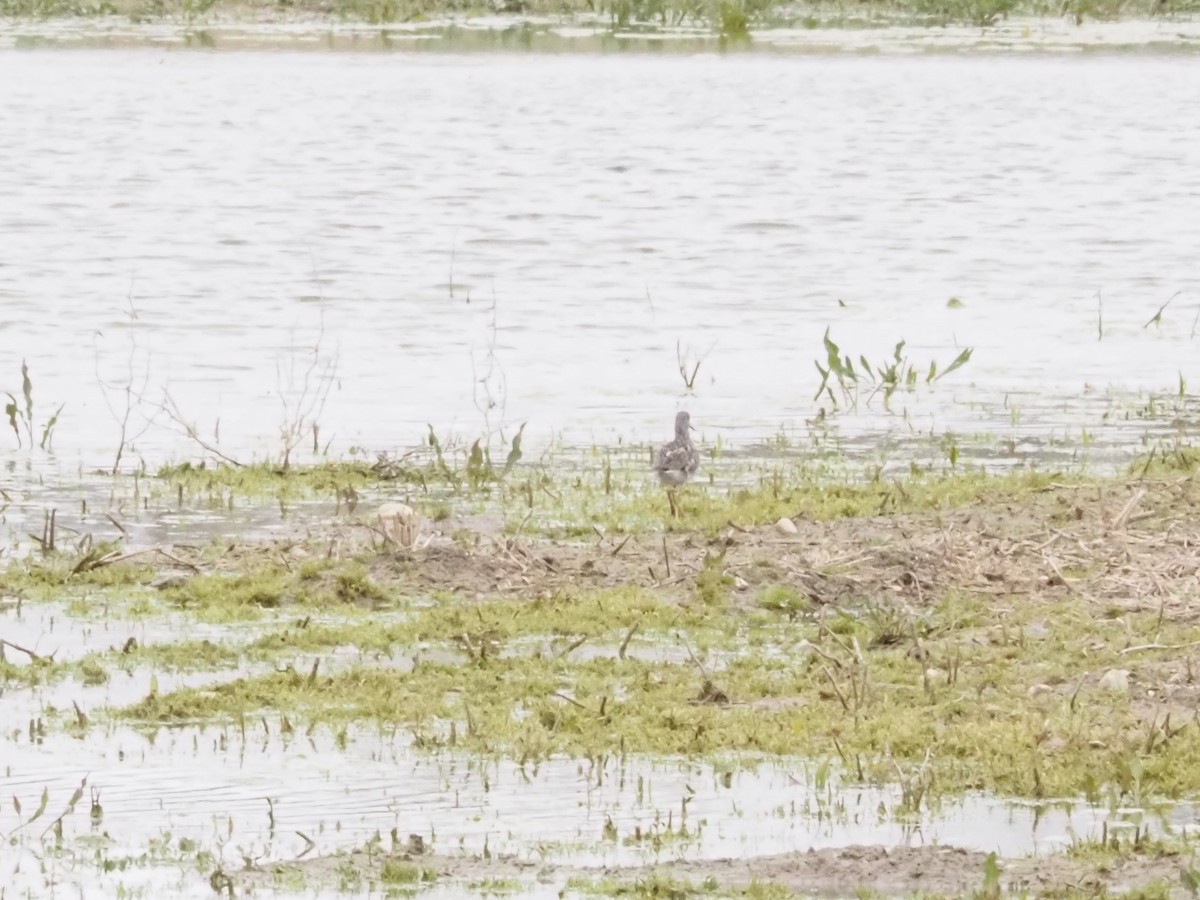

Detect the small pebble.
xmin=1098 ymin=669 xmax=1131 ymax=693
xmin=775 ymin=517 xmax=798 ymax=536
xmin=1024 ymin=622 xmax=1050 ymax=640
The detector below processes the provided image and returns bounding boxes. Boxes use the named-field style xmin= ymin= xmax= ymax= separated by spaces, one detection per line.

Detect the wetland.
xmin=6 ymin=446 xmax=1200 ymax=898
xmin=4 ymin=27 xmax=1200 ymax=900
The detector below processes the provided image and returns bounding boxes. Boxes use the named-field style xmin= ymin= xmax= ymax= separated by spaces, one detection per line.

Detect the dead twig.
xmin=676 ymin=339 xmax=715 ymax=391
xmin=1043 ymin=556 xmax=1079 ymax=595
xmin=818 ymin=620 xmax=855 ymax=658
xmin=161 ymin=389 xmax=245 ymax=468
xmin=678 ymin=633 xmax=709 ymax=680
xmin=555 ymin=635 xmax=588 ymax=660
xmin=1121 ymin=640 xmax=1200 ymax=655
xmin=1112 ymin=489 xmax=1147 ymax=531
xmin=0 ymin=638 xmax=49 ymax=662
xmin=618 ymin=622 xmax=640 ymax=660
xmin=551 ymin=691 xmax=592 ymax=712
xmin=295 ymin=831 xmax=317 ymax=859
xmin=1143 ymin=290 xmax=1182 ymax=329
xmin=820 ymin=664 xmax=851 ymax=712
xmin=798 ymin=638 xmax=844 ymax=669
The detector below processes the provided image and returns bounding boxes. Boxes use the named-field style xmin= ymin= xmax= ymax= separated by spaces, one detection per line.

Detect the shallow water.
xmin=1 ymin=36 xmax=1200 ymax=475
xmin=2 ymin=720 xmax=1193 ymax=896
xmin=6 ymin=590 xmax=1196 ymax=896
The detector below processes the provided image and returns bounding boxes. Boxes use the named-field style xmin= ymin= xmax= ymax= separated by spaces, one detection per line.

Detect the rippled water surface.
xmin=2 ymin=43 xmax=1200 ymax=470
xmin=2 ymin=719 xmax=1193 ymax=896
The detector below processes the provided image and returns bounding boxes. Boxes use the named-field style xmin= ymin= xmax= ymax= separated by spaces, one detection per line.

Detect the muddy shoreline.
xmin=235 ymin=842 xmax=1191 ymax=897
xmin=4 ymin=13 xmax=1200 ymax=54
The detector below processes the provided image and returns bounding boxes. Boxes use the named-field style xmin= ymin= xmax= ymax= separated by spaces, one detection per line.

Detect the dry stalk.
xmin=820 ymin=664 xmax=851 ymax=712
xmin=618 ymin=622 xmax=640 ymax=660
xmin=555 ymin=635 xmax=588 ymax=660
xmin=1121 ymin=640 xmax=1200 ymax=655
xmin=1112 ymin=489 xmax=1147 ymax=531
xmin=678 ymin=633 xmax=709 ymax=680
xmin=551 ymin=691 xmax=591 ymax=712
xmin=0 ymin=638 xmax=48 ymax=662
xmin=93 ymin=302 xmax=159 ymax=475
xmin=161 ymin=390 xmax=245 ymax=468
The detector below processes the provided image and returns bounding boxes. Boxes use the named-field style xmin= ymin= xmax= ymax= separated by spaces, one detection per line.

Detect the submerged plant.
xmin=4 ymin=360 xmax=63 ymax=452
xmin=813 ymin=328 xmax=973 ymax=414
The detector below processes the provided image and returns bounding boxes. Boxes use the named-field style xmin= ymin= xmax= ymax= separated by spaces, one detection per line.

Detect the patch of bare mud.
xmin=235 ymin=842 xmax=1191 ymax=897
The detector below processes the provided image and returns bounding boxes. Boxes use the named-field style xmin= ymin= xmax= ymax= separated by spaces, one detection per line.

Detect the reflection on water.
xmin=0 ymin=44 xmax=1199 ymax=474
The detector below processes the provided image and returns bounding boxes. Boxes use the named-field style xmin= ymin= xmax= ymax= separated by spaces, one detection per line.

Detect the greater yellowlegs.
xmin=653 ymin=410 xmax=699 ymax=517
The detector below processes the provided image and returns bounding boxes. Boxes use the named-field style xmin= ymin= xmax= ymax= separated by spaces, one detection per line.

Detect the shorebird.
xmin=654 ymin=410 xmax=700 ymax=518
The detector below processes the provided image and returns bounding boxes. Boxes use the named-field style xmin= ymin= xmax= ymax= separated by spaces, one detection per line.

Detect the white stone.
xmin=775 ymin=517 xmax=798 ymax=535
xmin=1098 ymin=669 xmax=1131 ymax=693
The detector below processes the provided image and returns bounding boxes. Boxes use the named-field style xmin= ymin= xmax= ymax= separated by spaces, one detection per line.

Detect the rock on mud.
xmin=1098 ymin=669 xmax=1131 ymax=693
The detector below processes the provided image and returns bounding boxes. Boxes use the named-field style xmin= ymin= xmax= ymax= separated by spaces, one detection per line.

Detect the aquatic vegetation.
xmin=564 ymin=872 xmax=734 ymax=896
xmin=465 ymin=877 xmax=524 ymax=895
xmin=3 ymin=359 xmax=63 ymax=452
xmin=156 ymin=458 xmax=411 ymax=499
xmin=0 ymin=548 xmax=158 ymax=599
xmin=756 ymin=585 xmax=809 ymax=618
xmin=1 ymin=0 xmax=1193 ymax=31
xmin=379 ymin=859 xmax=437 ymax=885
xmin=676 ymin=340 xmax=713 ymax=391
xmin=9 ymin=440 xmax=1200 ymax=899
xmin=813 ymin=328 xmax=973 ymax=415
xmin=590 ymin=465 xmax=1084 ymax=536
xmin=163 ymin=570 xmax=296 ymax=619
xmin=564 ymin=873 xmax=801 ymax=898
xmin=0 ymin=646 xmax=68 ymax=687
xmin=112 ymin=531 xmax=1200 ymax=800
xmin=117 ymin=637 xmax=243 ymax=671
xmin=150 ymin=425 xmax=529 ymax=507
xmin=910 ymin=0 xmax=1016 ymax=26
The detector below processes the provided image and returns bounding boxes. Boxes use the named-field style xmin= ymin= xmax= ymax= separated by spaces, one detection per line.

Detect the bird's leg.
xmin=667 ymin=487 xmax=678 ymax=519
